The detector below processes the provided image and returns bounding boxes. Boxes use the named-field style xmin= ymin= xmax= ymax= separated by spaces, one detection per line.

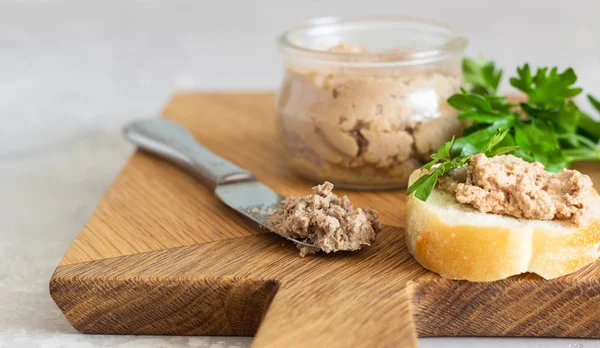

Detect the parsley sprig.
xmin=407 ymin=57 xmax=600 ymax=201
xmin=407 ymin=130 xmax=515 ymax=200
xmin=462 ymin=56 xmax=503 ymax=96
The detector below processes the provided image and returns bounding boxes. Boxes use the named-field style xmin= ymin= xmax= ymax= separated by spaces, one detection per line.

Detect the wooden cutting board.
xmin=50 ymin=93 xmax=600 ymax=347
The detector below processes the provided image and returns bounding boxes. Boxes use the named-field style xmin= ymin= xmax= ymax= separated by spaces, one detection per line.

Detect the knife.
xmin=123 ymin=118 xmax=314 ymax=247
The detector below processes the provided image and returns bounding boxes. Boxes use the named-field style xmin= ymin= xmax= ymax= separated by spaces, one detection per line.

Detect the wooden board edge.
xmin=49 ymin=258 xmax=280 ymax=336
xmin=407 ymin=275 xmax=600 ymax=338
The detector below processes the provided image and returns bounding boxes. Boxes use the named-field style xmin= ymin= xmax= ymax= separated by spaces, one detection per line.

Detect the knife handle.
xmin=123 ymin=119 xmax=254 ymax=188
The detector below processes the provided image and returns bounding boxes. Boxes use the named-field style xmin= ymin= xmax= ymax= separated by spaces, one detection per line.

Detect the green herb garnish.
xmin=462 ymin=56 xmax=503 ymax=96
xmin=407 ymin=57 xmax=600 ymax=201
xmin=407 ymin=129 xmax=516 ymax=201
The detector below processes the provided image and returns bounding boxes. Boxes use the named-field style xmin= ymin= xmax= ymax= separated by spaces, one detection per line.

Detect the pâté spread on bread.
xmin=406 ymin=135 xmax=600 ymax=282
xmin=437 ymin=153 xmax=592 ymax=225
xmin=405 ymin=61 xmax=600 ymax=282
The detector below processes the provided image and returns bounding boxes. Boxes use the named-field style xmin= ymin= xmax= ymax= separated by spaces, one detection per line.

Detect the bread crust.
xmin=406 ymin=170 xmax=600 ymax=282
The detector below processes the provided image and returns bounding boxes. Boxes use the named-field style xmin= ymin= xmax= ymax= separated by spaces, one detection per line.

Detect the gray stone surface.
xmin=1 ymin=0 xmax=599 ymax=347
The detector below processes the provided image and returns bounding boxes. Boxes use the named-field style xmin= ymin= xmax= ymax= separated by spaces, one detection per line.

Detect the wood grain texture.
xmin=50 ymin=93 xmax=600 ymax=347
xmin=409 ymin=266 xmax=600 ymax=338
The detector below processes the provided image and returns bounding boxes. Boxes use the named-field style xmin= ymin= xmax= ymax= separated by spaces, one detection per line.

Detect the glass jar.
xmin=275 ymin=16 xmax=467 ymax=189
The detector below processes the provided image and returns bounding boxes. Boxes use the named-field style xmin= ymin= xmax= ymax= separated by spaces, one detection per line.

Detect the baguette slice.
xmin=406 ymin=169 xmax=600 ymax=282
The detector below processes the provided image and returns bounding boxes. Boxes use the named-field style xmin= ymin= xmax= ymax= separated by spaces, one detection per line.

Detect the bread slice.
xmin=406 ymin=169 xmax=600 ymax=282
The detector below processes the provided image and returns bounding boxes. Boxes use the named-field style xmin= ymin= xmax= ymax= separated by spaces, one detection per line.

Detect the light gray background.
xmin=1 ymin=0 xmax=599 ymax=347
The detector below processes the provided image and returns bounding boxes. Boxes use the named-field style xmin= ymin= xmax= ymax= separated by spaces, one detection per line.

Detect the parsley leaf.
xmin=589 ymin=94 xmax=600 ymax=112
xmin=452 ymin=119 xmax=514 ymax=156
xmin=462 ymin=56 xmax=503 ymax=95
xmin=510 ymin=65 xmax=582 ymax=108
xmin=406 ymin=166 xmax=445 ymax=201
xmin=422 ymin=136 xmax=455 ymax=170
xmin=407 ymin=130 xmax=512 ymax=201
xmin=578 ymin=95 xmax=600 ymax=141
xmin=508 ymin=65 xmax=600 ymax=166
xmin=455 ymin=60 xmax=600 ymax=170
xmin=484 ymin=129 xmax=512 ymax=153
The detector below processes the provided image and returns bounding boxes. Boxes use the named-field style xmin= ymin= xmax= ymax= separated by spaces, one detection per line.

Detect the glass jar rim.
xmin=276 ymin=16 xmax=468 ymax=67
